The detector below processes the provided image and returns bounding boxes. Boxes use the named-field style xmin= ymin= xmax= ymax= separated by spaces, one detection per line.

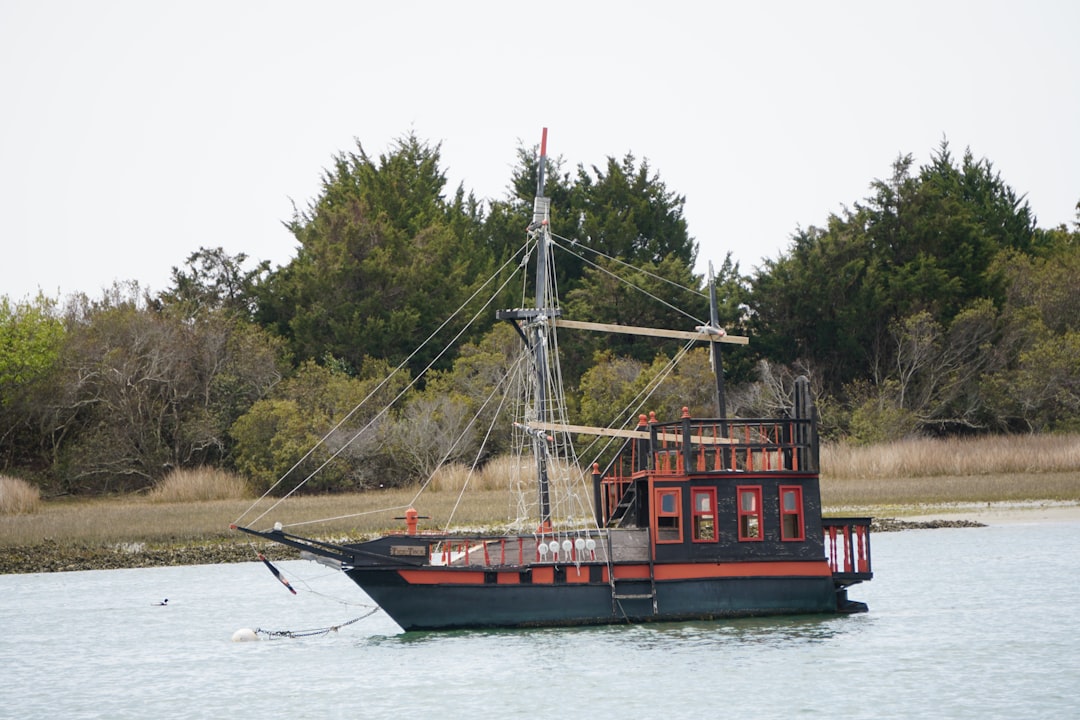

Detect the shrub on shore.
xmin=147 ymin=467 xmax=251 ymax=503
xmin=0 ymin=475 xmax=41 ymax=515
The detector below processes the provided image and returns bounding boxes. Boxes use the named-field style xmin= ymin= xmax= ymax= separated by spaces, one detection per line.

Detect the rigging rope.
xmin=233 ymin=224 xmax=718 ymax=537
xmin=544 ymin=234 xmax=715 ymax=473
xmin=549 ymin=233 xmax=709 ymax=327
xmin=439 ymin=349 xmax=530 ymax=531
xmin=573 ymin=339 xmax=699 ymax=476
xmin=234 ymin=244 xmax=531 ymax=530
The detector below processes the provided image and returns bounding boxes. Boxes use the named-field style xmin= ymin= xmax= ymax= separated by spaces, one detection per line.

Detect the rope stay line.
xmin=234 ymin=219 xmax=730 ymax=539
xmin=234 ymin=243 xmax=531 ymax=530
xmin=549 ymin=232 xmax=711 ymax=327
xmin=280 ymin=314 xmax=533 ymax=532
xmin=439 ymin=349 xmax=531 ymax=531
xmin=571 ymin=337 xmax=699 ymax=468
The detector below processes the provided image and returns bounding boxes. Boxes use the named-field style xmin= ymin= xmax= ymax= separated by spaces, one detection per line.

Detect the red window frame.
xmin=779 ymin=485 xmax=805 ymax=541
xmin=690 ymin=487 xmax=718 ymax=543
xmin=653 ymin=487 xmax=683 ymax=544
xmin=737 ymin=485 xmax=763 ymax=541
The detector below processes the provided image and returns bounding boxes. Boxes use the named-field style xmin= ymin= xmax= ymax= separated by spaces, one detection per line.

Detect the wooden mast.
xmin=707 ymin=262 xmax=728 ymax=421
xmin=532 ymin=127 xmax=552 ymax=528
xmin=498 ymin=130 xmax=748 ymax=526
xmin=496 ymin=129 xmax=557 ymax=529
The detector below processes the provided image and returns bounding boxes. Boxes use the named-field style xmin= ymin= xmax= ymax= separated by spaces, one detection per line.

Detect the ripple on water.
xmin=3 ymin=523 xmax=1079 ymax=719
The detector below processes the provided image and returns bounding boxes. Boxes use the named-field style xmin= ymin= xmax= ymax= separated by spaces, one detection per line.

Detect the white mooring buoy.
xmin=231 ymin=628 xmax=259 ymax=642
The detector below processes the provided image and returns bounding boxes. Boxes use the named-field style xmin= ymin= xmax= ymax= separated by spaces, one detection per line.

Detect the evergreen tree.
xmin=256 ymin=133 xmax=494 ymax=377
xmin=750 ymin=140 xmax=1036 ymax=402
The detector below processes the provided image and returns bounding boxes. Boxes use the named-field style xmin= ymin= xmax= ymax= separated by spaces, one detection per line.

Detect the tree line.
xmin=2 ymin=133 xmax=1077 ymax=496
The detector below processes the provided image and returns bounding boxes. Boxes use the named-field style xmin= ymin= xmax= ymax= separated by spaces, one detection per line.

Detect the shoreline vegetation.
xmin=2 ymin=434 xmax=1079 ymax=575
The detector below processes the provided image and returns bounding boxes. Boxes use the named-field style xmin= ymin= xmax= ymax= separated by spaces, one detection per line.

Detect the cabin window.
xmin=691 ymin=488 xmax=717 ymax=542
xmin=779 ymin=486 xmax=805 ymax=541
xmin=654 ymin=488 xmax=682 ymax=544
xmin=737 ymin=486 xmax=763 ymax=541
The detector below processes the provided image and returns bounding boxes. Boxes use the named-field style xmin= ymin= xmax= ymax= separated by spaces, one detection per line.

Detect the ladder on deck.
xmin=607 ymin=532 xmax=658 ymax=616
xmin=606 ymin=481 xmax=638 ymax=528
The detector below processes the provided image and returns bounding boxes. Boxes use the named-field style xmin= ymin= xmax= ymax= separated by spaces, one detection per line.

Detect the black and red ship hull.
xmin=343 ymin=556 xmax=846 ymax=631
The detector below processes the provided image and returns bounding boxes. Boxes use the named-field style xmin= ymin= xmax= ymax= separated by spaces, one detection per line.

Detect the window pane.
xmin=694 ymin=492 xmax=711 ymax=512
xmin=661 ymin=493 xmax=676 ymax=513
xmin=740 ymin=491 xmax=756 ymax=512
xmin=783 ymin=491 xmax=796 ymax=511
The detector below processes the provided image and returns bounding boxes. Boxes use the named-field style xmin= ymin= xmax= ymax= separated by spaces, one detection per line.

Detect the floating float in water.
xmin=231 ymin=628 xmax=258 ymax=642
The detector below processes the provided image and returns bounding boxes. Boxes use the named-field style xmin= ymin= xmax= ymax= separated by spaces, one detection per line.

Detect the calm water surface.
xmin=2 ymin=521 xmax=1078 ymax=719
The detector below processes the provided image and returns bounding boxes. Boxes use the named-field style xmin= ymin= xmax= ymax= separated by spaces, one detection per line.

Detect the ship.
xmin=232 ymin=129 xmax=872 ymax=631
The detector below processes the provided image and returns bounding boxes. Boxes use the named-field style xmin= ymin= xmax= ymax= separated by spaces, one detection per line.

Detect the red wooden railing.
xmin=822 ymin=517 xmax=873 ymax=580
xmin=648 ymin=411 xmax=817 ymax=475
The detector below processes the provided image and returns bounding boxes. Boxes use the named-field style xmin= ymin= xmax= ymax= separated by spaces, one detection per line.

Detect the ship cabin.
xmin=594 ymin=377 xmax=873 ymax=594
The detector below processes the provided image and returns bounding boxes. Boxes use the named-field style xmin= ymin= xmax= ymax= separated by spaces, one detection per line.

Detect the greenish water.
xmin=3 ymin=521 xmax=1078 ymax=719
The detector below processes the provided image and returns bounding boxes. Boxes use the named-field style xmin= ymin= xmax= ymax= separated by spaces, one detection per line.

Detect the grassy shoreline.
xmin=3 ymin=469 xmax=1078 ymax=575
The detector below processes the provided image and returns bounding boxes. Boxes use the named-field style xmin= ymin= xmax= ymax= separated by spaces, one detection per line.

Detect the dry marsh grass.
xmin=821 ymin=434 xmax=1080 ymax=479
xmin=0 ymin=475 xmax=42 ymax=515
xmin=2 ymin=434 xmax=1078 ymax=548
xmin=820 ymin=471 xmax=1080 ymax=509
xmin=0 ymin=488 xmax=514 ymax=548
xmin=1 ymin=496 xmax=249 ymax=546
xmin=819 ymin=434 xmax=1080 ymax=511
xmin=146 ymin=467 xmax=251 ymax=503
xmin=427 ymin=455 xmax=543 ymax=493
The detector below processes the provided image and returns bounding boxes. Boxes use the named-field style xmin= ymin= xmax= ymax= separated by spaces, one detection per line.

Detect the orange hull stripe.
xmin=565 ymin=567 xmax=591 ymax=584
xmin=653 ymin=561 xmax=831 ymax=580
xmin=611 ymin=565 xmax=652 ymax=580
xmin=399 ymin=569 xmax=486 ymax=584
xmin=397 ymin=561 xmax=830 ymax=586
xmin=532 ymin=566 xmax=554 ymax=583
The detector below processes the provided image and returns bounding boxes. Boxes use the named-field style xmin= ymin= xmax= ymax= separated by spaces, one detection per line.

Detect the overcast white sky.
xmin=2 ymin=0 xmax=1078 ymax=302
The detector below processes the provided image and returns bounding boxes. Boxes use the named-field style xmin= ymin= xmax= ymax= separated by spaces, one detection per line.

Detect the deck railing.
xmin=594 ymin=411 xmax=821 ymax=526
xmin=648 ymin=410 xmax=818 ymax=475
xmin=424 ymin=534 xmax=608 ymax=567
xmin=822 ymin=517 xmax=873 ymax=582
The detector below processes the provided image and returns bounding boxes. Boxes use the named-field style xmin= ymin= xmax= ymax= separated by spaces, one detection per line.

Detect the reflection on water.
xmin=370 ymin=612 xmax=845 ymax=652
xmin=643 ymin=614 xmax=848 ymax=648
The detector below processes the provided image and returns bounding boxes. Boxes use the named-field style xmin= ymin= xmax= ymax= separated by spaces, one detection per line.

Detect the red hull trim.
xmin=398 ymin=560 xmax=830 ymax=586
